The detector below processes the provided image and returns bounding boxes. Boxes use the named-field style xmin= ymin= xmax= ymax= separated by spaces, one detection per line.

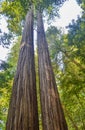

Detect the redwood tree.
xmin=6 ymin=7 xmax=39 ymax=130
xmin=37 ymin=10 xmax=68 ymax=130
xmin=1 ymin=0 xmax=68 ymax=129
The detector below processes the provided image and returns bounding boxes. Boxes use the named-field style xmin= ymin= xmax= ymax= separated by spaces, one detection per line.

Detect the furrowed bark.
xmin=37 ymin=11 xmax=68 ymax=130
xmin=6 ymin=7 xmax=39 ymax=130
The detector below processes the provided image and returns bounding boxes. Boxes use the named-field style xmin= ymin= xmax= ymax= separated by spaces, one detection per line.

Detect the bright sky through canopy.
xmin=0 ymin=0 xmax=82 ymax=60
xmin=52 ymin=0 xmax=82 ymax=32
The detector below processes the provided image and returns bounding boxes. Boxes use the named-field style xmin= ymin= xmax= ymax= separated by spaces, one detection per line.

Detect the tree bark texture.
xmin=6 ymin=7 xmax=39 ymax=130
xmin=37 ymin=11 xmax=68 ymax=130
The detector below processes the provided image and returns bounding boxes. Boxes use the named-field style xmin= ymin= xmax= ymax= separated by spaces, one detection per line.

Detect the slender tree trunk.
xmin=37 ymin=11 xmax=68 ymax=130
xmin=6 ymin=7 xmax=39 ymax=130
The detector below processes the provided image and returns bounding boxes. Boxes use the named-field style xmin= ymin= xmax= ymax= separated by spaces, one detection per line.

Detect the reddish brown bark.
xmin=37 ymin=11 xmax=68 ymax=130
xmin=6 ymin=7 xmax=39 ymax=130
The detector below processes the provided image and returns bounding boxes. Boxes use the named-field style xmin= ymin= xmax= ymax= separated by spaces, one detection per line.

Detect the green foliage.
xmin=1 ymin=1 xmax=25 ymax=34
xmin=1 ymin=0 xmax=66 ymax=35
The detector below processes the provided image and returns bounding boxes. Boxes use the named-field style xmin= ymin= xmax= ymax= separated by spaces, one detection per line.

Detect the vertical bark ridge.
xmin=37 ymin=11 xmax=68 ymax=130
xmin=6 ymin=7 xmax=39 ymax=130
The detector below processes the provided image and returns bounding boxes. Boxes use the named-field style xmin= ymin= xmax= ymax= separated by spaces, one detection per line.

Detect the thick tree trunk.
xmin=6 ymin=7 xmax=39 ymax=130
xmin=37 ymin=11 xmax=68 ymax=130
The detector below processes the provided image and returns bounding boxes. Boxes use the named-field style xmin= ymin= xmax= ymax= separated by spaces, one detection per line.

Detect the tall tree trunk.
xmin=6 ymin=7 xmax=39 ymax=130
xmin=37 ymin=11 xmax=68 ymax=130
